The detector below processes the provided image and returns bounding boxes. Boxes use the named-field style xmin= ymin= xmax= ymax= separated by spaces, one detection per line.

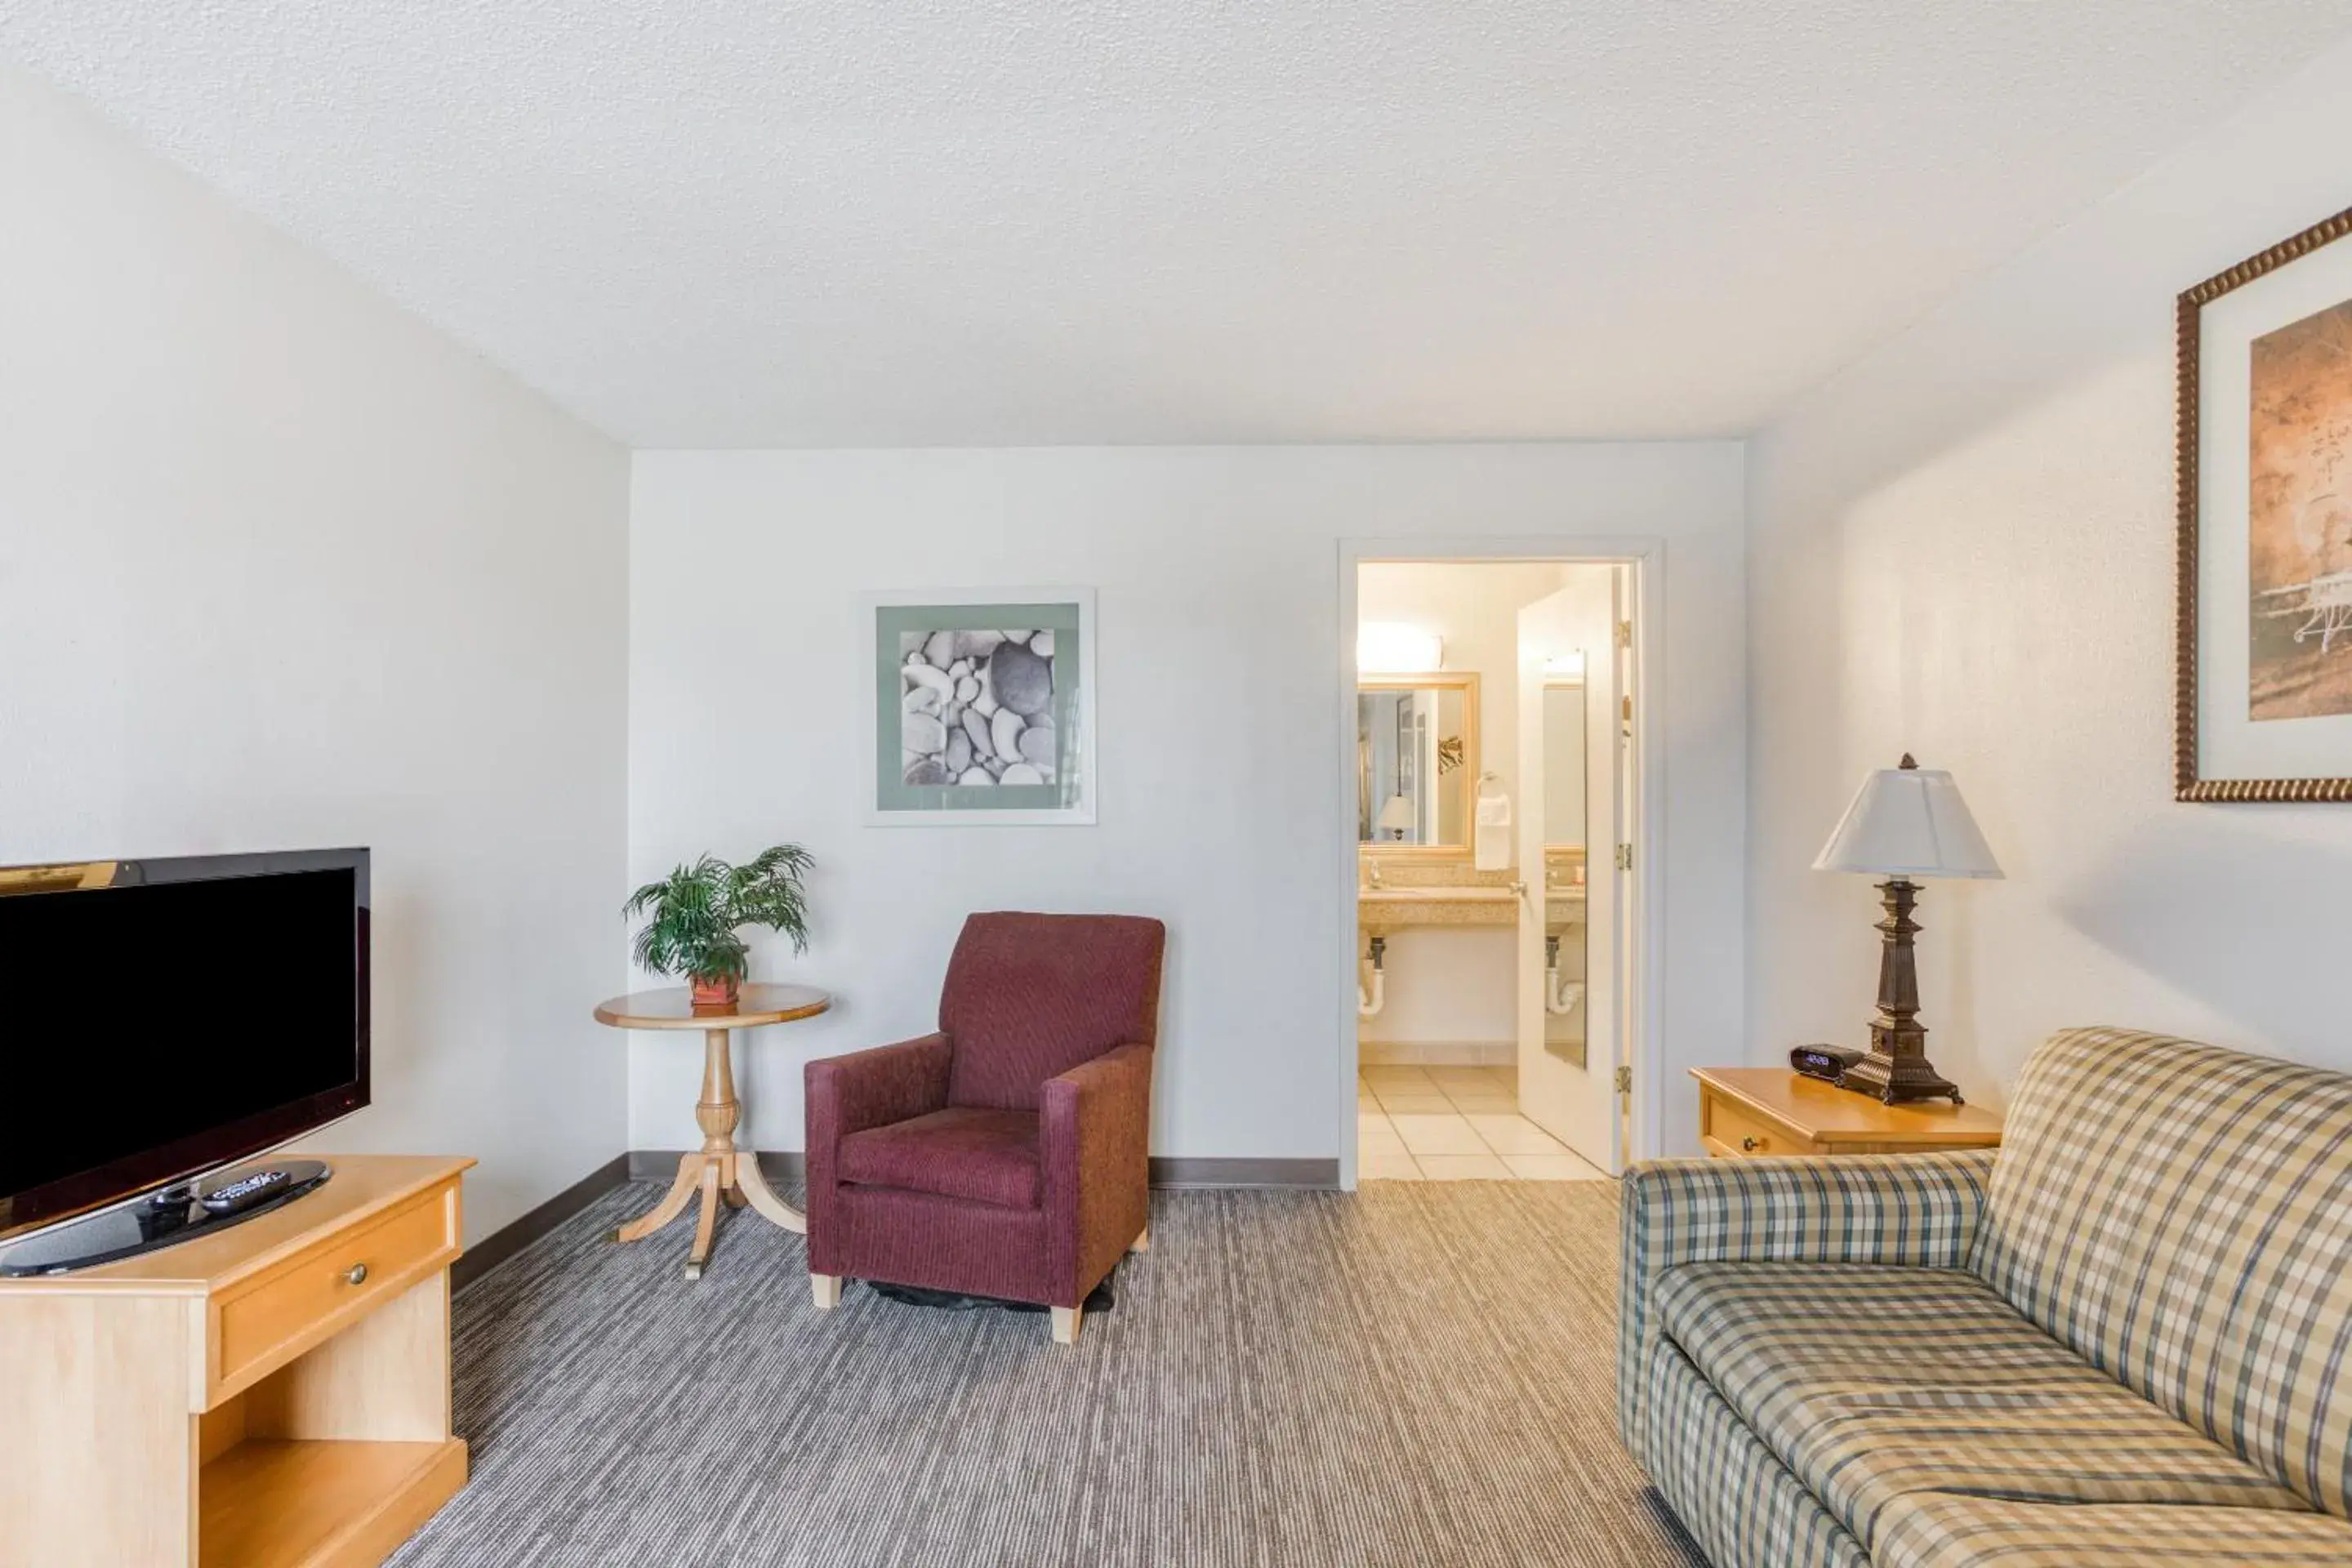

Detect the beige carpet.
xmin=388 ymin=1179 xmax=1705 ymax=1567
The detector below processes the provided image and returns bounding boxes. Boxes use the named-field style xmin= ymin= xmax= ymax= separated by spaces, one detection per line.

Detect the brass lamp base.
xmin=1840 ymin=1045 xmax=1964 ymax=1106
xmin=1839 ymin=875 xmax=1967 ymax=1106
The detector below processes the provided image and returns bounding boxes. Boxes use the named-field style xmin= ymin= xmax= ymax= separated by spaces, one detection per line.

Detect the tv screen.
xmin=0 ymin=849 xmax=368 ymax=1241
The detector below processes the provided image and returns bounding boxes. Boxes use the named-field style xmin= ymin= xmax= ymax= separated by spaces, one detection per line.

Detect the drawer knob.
xmin=342 ymin=1263 xmax=368 ymax=1286
xmin=1740 ymin=1136 xmax=1762 ymax=1152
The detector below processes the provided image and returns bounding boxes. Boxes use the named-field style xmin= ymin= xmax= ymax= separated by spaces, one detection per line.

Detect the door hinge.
xmin=1620 ymin=694 xmax=1633 ymax=722
xmin=1615 ymin=619 xmax=1633 ymax=648
xmin=1615 ymin=843 xmax=1633 ymax=871
xmin=1614 ymin=1065 xmax=1633 ymax=1096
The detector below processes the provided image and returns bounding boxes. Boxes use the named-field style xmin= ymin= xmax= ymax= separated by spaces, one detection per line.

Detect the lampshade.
xmin=1813 ymin=756 xmax=2002 ymax=880
xmin=1376 ymin=794 xmax=1416 ymax=832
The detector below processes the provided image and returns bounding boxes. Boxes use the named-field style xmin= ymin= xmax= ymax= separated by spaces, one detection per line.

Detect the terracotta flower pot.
xmin=689 ymin=973 xmax=741 ymax=1009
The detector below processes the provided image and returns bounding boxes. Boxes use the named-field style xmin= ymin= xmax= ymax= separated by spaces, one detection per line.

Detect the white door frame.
xmin=1337 ymin=537 xmax=1667 ymax=1188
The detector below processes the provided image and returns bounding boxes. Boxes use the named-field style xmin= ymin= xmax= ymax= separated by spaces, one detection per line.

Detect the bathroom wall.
xmin=1355 ymin=562 xmax=1593 ymax=1059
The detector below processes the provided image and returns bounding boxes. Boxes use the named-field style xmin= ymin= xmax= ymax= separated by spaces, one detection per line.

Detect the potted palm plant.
xmin=624 ymin=844 xmax=813 ymax=1009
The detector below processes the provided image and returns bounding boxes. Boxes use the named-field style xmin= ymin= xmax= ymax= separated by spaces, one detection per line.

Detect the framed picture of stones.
xmin=866 ymin=588 xmax=1097 ymax=826
xmin=2178 ymin=203 xmax=2352 ymax=800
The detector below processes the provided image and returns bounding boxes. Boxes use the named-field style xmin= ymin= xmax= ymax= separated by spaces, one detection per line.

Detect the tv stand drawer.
xmin=211 ymin=1180 xmax=459 ymax=1401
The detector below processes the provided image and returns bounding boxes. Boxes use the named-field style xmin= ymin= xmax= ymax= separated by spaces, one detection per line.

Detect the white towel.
xmin=1473 ymin=791 xmax=1512 ymax=871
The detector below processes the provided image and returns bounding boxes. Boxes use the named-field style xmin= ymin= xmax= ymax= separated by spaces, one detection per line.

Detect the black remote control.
xmin=200 ymin=1169 xmax=291 ymax=1216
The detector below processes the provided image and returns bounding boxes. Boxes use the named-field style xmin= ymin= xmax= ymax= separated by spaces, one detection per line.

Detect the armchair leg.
xmin=811 ymin=1272 xmax=842 ymax=1310
xmin=1129 ymin=1225 xmax=1150 ymax=1254
xmin=1050 ymin=1305 xmax=1082 ymax=1345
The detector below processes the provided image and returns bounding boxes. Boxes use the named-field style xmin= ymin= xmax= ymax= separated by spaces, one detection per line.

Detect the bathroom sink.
xmin=1355 ymin=880 xmax=1588 ymax=934
xmin=1545 ymin=889 xmax=1586 ymax=936
xmin=1356 ymin=885 xmax=1516 ymax=933
xmin=1359 ymin=887 xmax=1515 ymax=904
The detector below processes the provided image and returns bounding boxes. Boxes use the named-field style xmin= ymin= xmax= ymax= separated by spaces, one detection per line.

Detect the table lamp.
xmin=1812 ymin=754 xmax=2002 ymax=1104
xmin=1377 ymin=793 xmax=1415 ymax=841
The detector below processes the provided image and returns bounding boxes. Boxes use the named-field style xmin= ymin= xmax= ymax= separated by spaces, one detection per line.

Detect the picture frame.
xmin=2177 ymin=203 xmax=2352 ymax=801
xmin=863 ymin=587 xmax=1097 ymax=826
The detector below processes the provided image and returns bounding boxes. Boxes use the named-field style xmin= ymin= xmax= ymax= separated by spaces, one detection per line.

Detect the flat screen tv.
xmin=0 ymin=849 xmax=368 ymax=1246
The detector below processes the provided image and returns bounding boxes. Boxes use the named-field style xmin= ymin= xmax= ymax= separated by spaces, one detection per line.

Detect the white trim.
xmin=862 ymin=586 xmax=1098 ymax=826
xmin=1336 ymin=537 xmax=1668 ymax=1190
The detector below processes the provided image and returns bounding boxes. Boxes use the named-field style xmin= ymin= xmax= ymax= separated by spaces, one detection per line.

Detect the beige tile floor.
xmin=1357 ymin=1066 xmax=1610 ymax=1181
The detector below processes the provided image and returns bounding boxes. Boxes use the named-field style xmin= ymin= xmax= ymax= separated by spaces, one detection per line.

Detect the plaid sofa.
xmin=1619 ymin=1027 xmax=2352 ymax=1567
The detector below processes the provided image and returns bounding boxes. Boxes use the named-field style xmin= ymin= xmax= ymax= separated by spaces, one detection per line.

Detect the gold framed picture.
xmin=2178 ymin=204 xmax=2352 ymax=800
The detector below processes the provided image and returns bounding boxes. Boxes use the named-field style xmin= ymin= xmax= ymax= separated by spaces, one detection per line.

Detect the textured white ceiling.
xmin=7 ymin=2 xmax=2350 ymax=446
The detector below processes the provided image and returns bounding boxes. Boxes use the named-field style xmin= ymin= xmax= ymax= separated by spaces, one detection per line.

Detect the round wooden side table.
xmin=593 ymin=983 xmax=831 ymax=1280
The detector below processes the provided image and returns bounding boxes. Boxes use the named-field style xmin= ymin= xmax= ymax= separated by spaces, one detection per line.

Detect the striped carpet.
xmin=388 ymin=1178 xmax=1705 ymax=1567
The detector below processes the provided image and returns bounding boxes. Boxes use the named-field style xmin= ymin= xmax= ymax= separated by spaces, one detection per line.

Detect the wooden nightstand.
xmin=1693 ymin=1067 xmax=2002 ymax=1158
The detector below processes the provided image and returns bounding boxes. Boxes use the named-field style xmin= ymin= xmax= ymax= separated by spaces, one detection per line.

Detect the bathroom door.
xmin=1515 ymin=572 xmax=1622 ymax=1173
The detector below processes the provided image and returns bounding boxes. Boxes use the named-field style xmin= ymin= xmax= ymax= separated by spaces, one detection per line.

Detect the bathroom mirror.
xmin=1541 ymin=679 xmax=1587 ymax=854
xmin=1356 ymin=674 xmax=1479 ymax=853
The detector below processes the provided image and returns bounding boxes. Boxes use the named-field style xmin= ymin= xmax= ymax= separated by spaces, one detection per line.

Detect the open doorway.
xmin=1341 ymin=547 xmax=1655 ymax=1186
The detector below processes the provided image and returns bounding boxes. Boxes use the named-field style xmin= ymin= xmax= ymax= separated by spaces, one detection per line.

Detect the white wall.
xmin=0 ymin=67 xmax=631 ymax=1241
xmin=630 ymin=443 xmax=1745 ymax=1162
xmin=1748 ymin=37 xmax=2352 ymax=1102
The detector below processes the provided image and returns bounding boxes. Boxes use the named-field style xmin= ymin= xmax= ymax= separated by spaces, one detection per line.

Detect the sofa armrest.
xmin=1040 ymin=1043 xmax=1154 ymax=1306
xmin=804 ymin=1035 xmax=954 ymax=1245
xmin=1617 ymin=1150 xmax=1995 ymax=1455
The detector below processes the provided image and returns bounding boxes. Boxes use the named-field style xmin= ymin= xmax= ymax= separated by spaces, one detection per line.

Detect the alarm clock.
xmin=1791 ymin=1045 xmax=1864 ymax=1085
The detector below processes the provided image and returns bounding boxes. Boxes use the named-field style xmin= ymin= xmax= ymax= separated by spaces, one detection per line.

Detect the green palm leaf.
xmin=621 ymin=844 xmax=813 ymax=981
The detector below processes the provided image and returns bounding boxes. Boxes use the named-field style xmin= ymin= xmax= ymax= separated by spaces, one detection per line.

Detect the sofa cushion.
xmin=838 ymin=1107 xmax=1041 ymax=1209
xmin=1969 ymin=1027 xmax=2352 ymax=1517
xmin=1639 ymin=1333 xmax=1871 ymax=1568
xmin=1872 ymin=1494 xmax=2352 ymax=1567
xmin=1655 ymin=1259 xmax=2312 ymax=1553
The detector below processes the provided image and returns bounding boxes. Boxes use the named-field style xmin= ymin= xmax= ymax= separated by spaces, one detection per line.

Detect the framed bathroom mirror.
xmin=1357 ymin=673 xmax=1479 ymax=854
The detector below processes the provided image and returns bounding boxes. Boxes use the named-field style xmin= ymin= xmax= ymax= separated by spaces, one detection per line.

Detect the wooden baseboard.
xmin=1147 ymin=1157 xmax=1339 ymax=1187
xmin=624 ymin=1151 xmax=1339 ymax=1191
xmin=452 ymin=1155 xmax=630 ymax=1294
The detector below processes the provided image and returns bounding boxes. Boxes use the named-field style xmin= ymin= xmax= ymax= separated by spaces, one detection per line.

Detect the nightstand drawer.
xmin=1699 ymin=1094 xmax=1809 ymax=1158
xmin=211 ymin=1181 xmax=459 ymax=1399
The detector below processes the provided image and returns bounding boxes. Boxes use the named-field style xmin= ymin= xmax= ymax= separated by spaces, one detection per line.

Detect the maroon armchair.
xmin=804 ymin=911 xmax=1165 ymax=1343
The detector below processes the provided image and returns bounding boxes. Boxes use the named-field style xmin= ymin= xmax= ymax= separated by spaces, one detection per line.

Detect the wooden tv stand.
xmin=0 ymin=1155 xmax=474 ymax=1568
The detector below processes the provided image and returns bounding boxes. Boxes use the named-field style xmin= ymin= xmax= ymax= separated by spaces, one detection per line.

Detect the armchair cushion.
xmin=941 ymin=912 xmax=1165 ymax=1110
xmin=1655 ymin=1259 xmax=2310 ymax=1555
xmin=838 ymin=1107 xmax=1041 ymax=1210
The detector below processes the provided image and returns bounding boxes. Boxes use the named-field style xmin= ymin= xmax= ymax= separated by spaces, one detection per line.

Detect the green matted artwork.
xmin=865 ymin=588 xmax=1097 ymax=825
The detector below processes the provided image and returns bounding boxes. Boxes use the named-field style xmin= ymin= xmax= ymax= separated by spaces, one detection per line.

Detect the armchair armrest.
xmin=805 ymin=1033 xmax=953 ymax=1144
xmin=804 ymin=1035 xmax=954 ymax=1254
xmin=1618 ymin=1150 xmax=1995 ymax=1454
xmin=1040 ymin=1043 xmax=1154 ymax=1303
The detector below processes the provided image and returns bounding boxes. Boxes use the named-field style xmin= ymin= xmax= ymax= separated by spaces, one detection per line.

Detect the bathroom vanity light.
xmin=1357 ymin=622 xmax=1444 ymax=674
